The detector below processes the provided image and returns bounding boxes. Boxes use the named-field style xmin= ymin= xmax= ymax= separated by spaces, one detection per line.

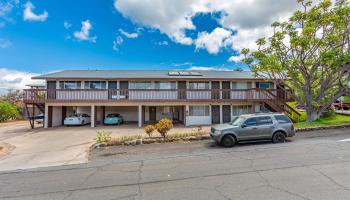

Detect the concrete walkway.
xmin=0 ymin=121 xmax=210 ymax=171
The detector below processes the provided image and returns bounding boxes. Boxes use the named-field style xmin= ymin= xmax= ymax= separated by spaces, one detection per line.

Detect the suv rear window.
xmin=257 ymin=116 xmax=273 ymax=125
xmin=274 ymin=115 xmax=292 ymax=123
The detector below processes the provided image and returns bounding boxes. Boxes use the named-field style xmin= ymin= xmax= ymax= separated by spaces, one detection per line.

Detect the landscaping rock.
xmin=143 ymin=138 xmax=156 ymax=144
xmin=136 ymin=139 xmax=143 ymax=145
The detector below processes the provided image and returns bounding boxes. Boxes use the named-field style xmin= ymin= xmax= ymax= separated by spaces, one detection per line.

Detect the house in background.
xmin=23 ymin=70 xmax=298 ymax=128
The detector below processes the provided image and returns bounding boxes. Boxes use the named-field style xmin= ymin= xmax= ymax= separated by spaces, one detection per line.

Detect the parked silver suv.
xmin=210 ymin=113 xmax=295 ymax=147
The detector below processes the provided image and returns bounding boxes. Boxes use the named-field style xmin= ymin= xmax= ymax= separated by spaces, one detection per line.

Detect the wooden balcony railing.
xmin=23 ymin=88 xmax=284 ymax=103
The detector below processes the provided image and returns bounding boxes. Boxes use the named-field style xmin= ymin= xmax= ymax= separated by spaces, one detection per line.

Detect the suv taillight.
xmin=291 ymin=124 xmax=295 ymax=131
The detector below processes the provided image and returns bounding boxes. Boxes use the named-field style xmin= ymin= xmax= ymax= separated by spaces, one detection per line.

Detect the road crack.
xmin=310 ymin=167 xmax=350 ymax=191
xmin=256 ymin=170 xmax=311 ymax=200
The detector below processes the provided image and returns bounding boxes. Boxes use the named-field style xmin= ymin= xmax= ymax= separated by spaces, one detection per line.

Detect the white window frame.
xmin=189 ymin=105 xmax=210 ymax=116
xmin=232 ymin=105 xmax=253 ymax=116
xmin=59 ymin=81 xmax=81 ymax=89
xmin=84 ymin=81 xmax=106 ymax=89
xmin=188 ymin=82 xmax=209 ymax=90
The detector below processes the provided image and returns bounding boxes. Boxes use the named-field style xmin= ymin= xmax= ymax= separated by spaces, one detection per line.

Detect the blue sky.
xmin=0 ymin=0 xmax=300 ymax=92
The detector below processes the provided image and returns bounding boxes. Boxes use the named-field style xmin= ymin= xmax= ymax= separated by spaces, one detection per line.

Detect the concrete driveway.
xmin=0 ymin=121 xmax=96 ymax=171
xmin=0 ymin=121 xmax=210 ymax=171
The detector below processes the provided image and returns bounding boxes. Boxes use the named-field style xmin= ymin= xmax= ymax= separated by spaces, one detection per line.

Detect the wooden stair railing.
xmin=262 ymin=89 xmax=301 ymax=117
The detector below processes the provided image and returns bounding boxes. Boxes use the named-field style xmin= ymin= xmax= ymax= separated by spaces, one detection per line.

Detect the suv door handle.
xmin=252 ymin=127 xmax=258 ymax=129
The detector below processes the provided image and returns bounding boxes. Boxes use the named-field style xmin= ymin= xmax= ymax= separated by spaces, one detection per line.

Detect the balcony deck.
xmin=23 ymin=88 xmax=286 ymax=104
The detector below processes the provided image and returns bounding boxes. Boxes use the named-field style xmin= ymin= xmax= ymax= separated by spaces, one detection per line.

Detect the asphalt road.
xmin=1 ymin=128 xmax=350 ymax=200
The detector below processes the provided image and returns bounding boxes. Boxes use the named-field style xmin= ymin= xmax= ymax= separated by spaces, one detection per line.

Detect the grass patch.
xmin=295 ymin=114 xmax=350 ymax=129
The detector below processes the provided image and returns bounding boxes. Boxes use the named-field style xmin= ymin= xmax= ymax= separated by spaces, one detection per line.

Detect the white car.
xmin=64 ymin=113 xmax=91 ymax=126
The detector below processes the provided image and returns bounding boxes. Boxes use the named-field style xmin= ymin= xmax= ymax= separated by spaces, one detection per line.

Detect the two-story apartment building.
xmin=23 ymin=70 xmax=296 ymax=129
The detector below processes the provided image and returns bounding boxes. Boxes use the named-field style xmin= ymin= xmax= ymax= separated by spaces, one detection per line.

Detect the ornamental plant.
xmin=94 ymin=130 xmax=112 ymax=144
xmin=155 ymin=118 xmax=173 ymax=138
xmin=144 ymin=124 xmax=155 ymax=137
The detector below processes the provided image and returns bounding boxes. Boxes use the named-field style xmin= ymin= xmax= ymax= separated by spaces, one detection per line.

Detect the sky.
xmin=0 ymin=0 xmax=302 ymax=93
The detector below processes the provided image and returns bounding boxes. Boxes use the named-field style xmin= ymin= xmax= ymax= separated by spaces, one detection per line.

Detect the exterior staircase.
xmin=261 ymin=89 xmax=301 ymax=120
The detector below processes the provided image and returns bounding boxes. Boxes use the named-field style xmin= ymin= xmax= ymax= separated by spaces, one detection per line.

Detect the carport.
xmin=45 ymin=105 xmax=144 ymax=128
xmin=104 ymin=106 xmax=139 ymax=125
xmin=45 ymin=106 xmax=92 ymax=128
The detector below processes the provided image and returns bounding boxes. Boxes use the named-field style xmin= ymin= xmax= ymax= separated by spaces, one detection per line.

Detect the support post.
xmin=101 ymin=106 xmax=105 ymax=125
xmin=44 ymin=104 xmax=48 ymax=128
xmin=209 ymin=104 xmax=212 ymax=125
xmin=91 ymin=105 xmax=95 ymax=128
xmin=185 ymin=105 xmax=189 ymax=126
xmin=219 ymin=81 xmax=222 ymax=99
xmin=138 ymin=105 xmax=142 ymax=127
xmin=219 ymin=104 xmax=223 ymax=124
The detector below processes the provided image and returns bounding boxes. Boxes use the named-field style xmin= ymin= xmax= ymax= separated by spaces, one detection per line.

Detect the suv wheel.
xmin=221 ymin=135 xmax=236 ymax=148
xmin=272 ymin=132 xmax=286 ymax=143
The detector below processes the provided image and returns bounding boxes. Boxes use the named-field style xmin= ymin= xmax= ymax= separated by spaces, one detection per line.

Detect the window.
xmin=244 ymin=117 xmax=257 ymax=126
xmin=155 ymin=82 xmax=176 ymax=89
xmin=247 ymin=82 xmax=252 ymax=89
xmin=129 ymin=82 xmax=153 ymax=89
xmin=257 ymin=116 xmax=273 ymax=125
xmin=84 ymin=81 xmax=106 ymax=89
xmin=232 ymin=105 xmax=253 ymax=116
xmin=189 ymin=106 xmax=209 ymax=116
xmin=259 ymin=83 xmax=271 ymax=89
xmin=163 ymin=106 xmax=170 ymax=114
xmin=232 ymin=82 xmax=237 ymax=89
xmin=231 ymin=116 xmax=246 ymax=126
xmin=274 ymin=115 xmax=292 ymax=124
xmin=59 ymin=81 xmax=81 ymax=89
xmin=188 ymin=82 xmax=209 ymax=89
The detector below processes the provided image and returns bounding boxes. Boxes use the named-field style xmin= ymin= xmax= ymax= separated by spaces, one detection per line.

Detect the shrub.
xmin=321 ymin=108 xmax=336 ymax=118
xmin=288 ymin=111 xmax=307 ymax=122
xmin=155 ymin=118 xmax=173 ymax=138
xmin=144 ymin=125 xmax=155 ymax=137
xmin=0 ymin=101 xmax=20 ymax=122
xmin=94 ymin=130 xmax=112 ymax=144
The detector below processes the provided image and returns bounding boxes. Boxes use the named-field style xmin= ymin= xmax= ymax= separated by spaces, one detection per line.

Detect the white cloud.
xmin=0 ymin=38 xmax=11 ymax=48
xmin=73 ymin=20 xmax=96 ymax=43
xmin=195 ymin=28 xmax=233 ymax=54
xmin=118 ymin=28 xmax=139 ymax=38
xmin=172 ymin=62 xmax=192 ymax=67
xmin=113 ymin=36 xmax=123 ymax=51
xmin=114 ymin=0 xmax=301 ymax=54
xmin=0 ymin=0 xmax=19 ymax=23
xmin=0 ymin=68 xmax=44 ymax=95
xmin=64 ymin=21 xmax=72 ymax=29
xmin=23 ymin=1 xmax=48 ymax=22
xmin=228 ymin=54 xmax=245 ymax=62
xmin=114 ymin=0 xmax=195 ymax=45
xmin=230 ymin=26 xmax=274 ymax=51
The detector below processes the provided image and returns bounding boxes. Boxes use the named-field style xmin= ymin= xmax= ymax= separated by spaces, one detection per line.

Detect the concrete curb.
xmin=295 ymin=124 xmax=350 ymax=132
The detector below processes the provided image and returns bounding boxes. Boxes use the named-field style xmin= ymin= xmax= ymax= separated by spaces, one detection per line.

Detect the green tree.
xmin=242 ymin=0 xmax=350 ymax=122
xmin=0 ymin=101 xmax=20 ymax=122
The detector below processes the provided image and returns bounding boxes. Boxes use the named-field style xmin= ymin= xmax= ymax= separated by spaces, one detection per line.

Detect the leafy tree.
xmin=242 ymin=0 xmax=350 ymax=122
xmin=0 ymin=101 xmax=20 ymax=122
